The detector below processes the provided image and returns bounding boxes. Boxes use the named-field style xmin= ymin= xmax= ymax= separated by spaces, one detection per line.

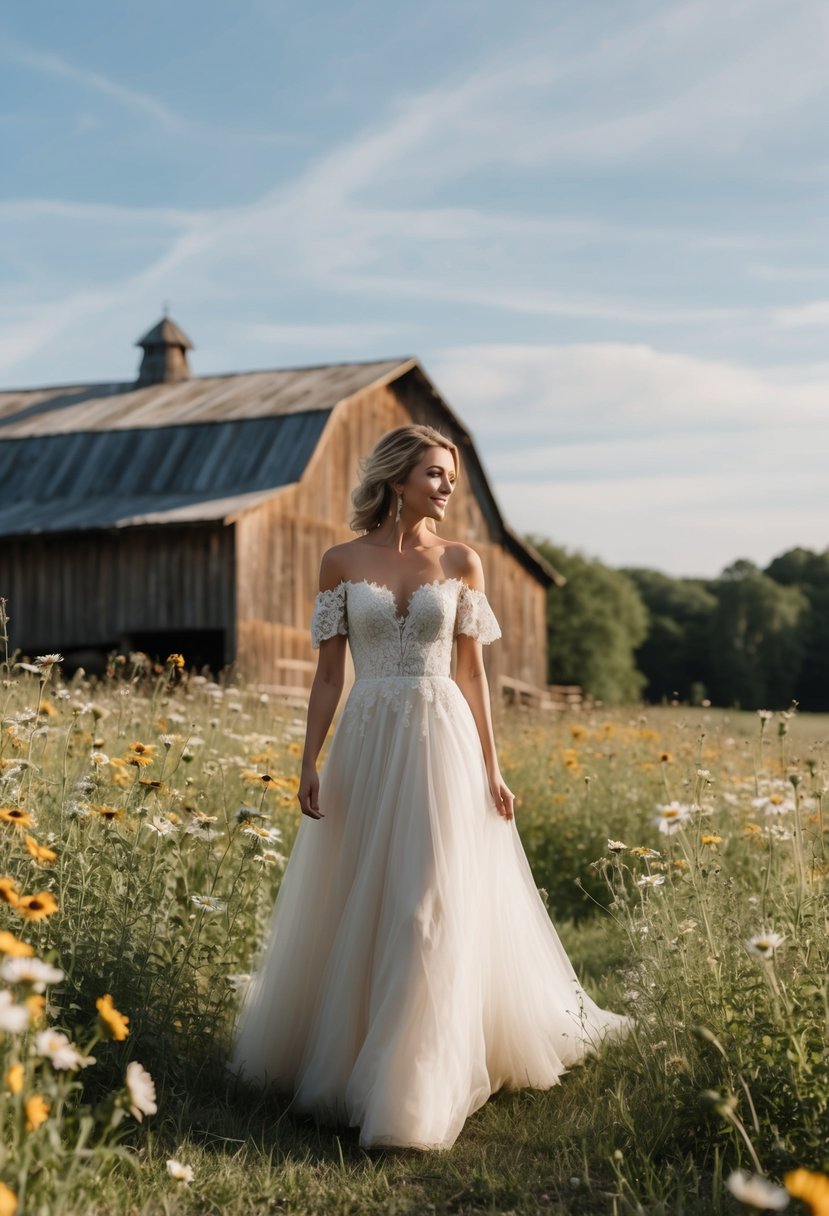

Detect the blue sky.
xmin=2 ymin=0 xmax=828 ymax=577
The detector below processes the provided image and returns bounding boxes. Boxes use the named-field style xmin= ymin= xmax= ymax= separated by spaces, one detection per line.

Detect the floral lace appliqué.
xmin=454 ymin=584 xmax=502 ymax=645
xmin=310 ymin=584 xmax=348 ymax=649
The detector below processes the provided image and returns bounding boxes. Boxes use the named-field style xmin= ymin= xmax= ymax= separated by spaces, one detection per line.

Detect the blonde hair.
xmin=349 ymin=424 xmax=459 ymax=534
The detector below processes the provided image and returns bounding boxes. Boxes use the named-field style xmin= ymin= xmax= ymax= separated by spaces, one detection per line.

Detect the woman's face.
xmin=399 ymin=446 xmax=456 ymax=522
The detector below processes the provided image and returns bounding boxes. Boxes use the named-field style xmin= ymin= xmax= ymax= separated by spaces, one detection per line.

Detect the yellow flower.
xmin=785 ymin=1168 xmax=829 ymax=1216
xmin=672 ymin=858 xmax=689 ymax=869
xmin=24 ymin=836 xmax=57 ymax=866
xmin=0 ymin=878 xmax=20 ymax=908
xmin=5 ymin=1063 xmax=24 ymax=1094
xmin=700 ymin=834 xmax=722 ymax=846
xmin=91 ymin=804 xmax=125 ymax=823
xmin=24 ymin=1093 xmax=50 ymax=1131
xmin=0 ymin=1181 xmax=17 ymax=1216
xmin=166 ymin=653 xmax=185 ymax=670
xmin=0 ymin=931 xmax=33 ymax=958
xmin=24 ymin=994 xmax=46 ymax=1025
xmin=96 ymin=993 xmax=129 ymax=1041
xmin=0 ymin=807 xmax=31 ymax=831
xmin=16 ymin=891 xmax=59 ymax=921
xmin=38 ymin=700 xmax=57 ymax=718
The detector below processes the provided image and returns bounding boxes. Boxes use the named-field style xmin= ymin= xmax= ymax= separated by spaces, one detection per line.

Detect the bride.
xmin=227 ymin=422 xmax=630 ymax=1150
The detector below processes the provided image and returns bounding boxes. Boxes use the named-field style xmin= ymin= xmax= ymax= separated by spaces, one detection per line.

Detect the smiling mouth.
xmin=431 ymin=498 xmax=447 ymax=505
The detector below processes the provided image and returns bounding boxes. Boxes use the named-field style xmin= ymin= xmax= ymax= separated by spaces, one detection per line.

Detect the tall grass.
xmin=0 ymin=639 xmax=827 ymax=1214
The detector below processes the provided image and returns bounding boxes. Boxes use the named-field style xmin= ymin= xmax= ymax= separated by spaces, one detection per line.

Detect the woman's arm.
xmin=299 ymin=550 xmax=347 ymax=819
xmin=453 ymin=549 xmax=515 ymax=821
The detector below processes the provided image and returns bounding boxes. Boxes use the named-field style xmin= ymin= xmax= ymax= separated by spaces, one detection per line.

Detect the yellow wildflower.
xmin=0 ymin=807 xmax=31 ymax=831
xmin=24 ymin=1093 xmax=50 ymax=1132
xmin=16 ymin=891 xmax=59 ymax=921
xmin=700 ymin=834 xmax=722 ymax=846
xmin=0 ymin=931 xmax=33 ymax=957
xmin=785 ymin=1168 xmax=829 ymax=1216
xmin=37 ymin=700 xmax=57 ymax=717
xmin=166 ymin=653 xmax=185 ymax=670
xmin=0 ymin=1181 xmax=17 ymax=1216
xmin=96 ymin=993 xmax=129 ymax=1041
xmin=91 ymin=805 xmax=125 ymax=823
xmin=0 ymin=878 xmax=20 ymax=908
xmin=24 ymin=836 xmax=57 ymax=866
xmin=24 ymin=994 xmax=46 ymax=1025
xmin=124 ymin=742 xmax=155 ymax=767
xmin=5 ymin=1063 xmax=24 ymax=1095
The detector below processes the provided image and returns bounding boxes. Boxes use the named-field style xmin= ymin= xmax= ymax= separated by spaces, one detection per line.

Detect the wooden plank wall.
xmin=234 ymin=382 xmax=549 ymax=692
xmin=0 ymin=525 xmax=235 ymax=655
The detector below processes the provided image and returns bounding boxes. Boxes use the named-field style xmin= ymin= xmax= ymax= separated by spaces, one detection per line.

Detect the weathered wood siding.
xmin=0 ymin=525 xmax=235 ymax=657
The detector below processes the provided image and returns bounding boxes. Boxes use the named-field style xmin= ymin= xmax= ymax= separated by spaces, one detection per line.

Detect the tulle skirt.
xmin=227 ymin=675 xmax=630 ymax=1151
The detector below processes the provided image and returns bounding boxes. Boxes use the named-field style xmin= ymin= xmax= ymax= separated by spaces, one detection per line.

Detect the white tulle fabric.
xmin=227 ymin=577 xmax=630 ymax=1150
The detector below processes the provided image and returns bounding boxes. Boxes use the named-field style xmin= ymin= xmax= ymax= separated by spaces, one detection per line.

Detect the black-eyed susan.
xmin=96 ymin=993 xmax=129 ymax=1041
xmin=91 ymin=805 xmax=125 ymax=823
xmin=166 ymin=653 xmax=185 ymax=670
xmin=16 ymin=891 xmax=58 ymax=921
xmin=24 ymin=1093 xmax=50 ymax=1131
xmin=0 ymin=930 xmax=32 ymax=957
xmin=0 ymin=878 xmax=20 ymax=907
xmin=0 ymin=807 xmax=31 ymax=831
xmin=24 ymin=836 xmax=57 ymax=866
xmin=125 ymin=742 xmax=155 ymax=767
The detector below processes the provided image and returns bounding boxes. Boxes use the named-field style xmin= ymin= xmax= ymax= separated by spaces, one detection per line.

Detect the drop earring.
xmin=395 ymin=493 xmax=403 ymax=523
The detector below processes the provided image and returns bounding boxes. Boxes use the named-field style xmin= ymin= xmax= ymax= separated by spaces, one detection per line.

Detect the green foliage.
xmin=528 ymin=536 xmax=649 ymax=705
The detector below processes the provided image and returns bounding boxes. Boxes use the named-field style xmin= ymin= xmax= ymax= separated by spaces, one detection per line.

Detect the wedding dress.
xmin=227 ymin=576 xmax=630 ymax=1150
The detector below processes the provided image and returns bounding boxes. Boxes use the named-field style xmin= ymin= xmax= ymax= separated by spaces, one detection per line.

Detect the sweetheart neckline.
xmin=336 ymin=576 xmax=464 ymax=625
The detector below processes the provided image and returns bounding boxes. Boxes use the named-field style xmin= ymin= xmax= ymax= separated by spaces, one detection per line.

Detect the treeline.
xmin=526 ymin=537 xmax=829 ymax=710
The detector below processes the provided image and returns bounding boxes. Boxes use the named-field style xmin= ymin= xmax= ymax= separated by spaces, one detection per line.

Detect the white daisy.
xmin=725 ymin=1169 xmax=788 ymax=1210
xmin=125 ymin=1060 xmax=157 ymax=1121
xmin=0 ymin=957 xmax=64 ymax=992
xmin=190 ymin=895 xmax=226 ymax=912
xmin=652 ymin=802 xmax=693 ymax=835
xmin=35 ymin=1029 xmax=96 ymax=1070
xmin=166 ymin=1159 xmax=194 ymax=1183
xmin=0 ymin=990 xmax=30 ymax=1033
xmin=145 ymin=817 xmax=175 ymax=836
xmin=636 ymin=874 xmax=666 ymax=888
xmin=746 ymin=931 xmax=785 ymax=959
xmin=607 ymin=839 xmax=627 ymax=853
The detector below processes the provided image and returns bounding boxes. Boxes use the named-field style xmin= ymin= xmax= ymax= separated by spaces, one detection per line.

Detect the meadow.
xmin=1 ymin=642 xmax=828 ymax=1215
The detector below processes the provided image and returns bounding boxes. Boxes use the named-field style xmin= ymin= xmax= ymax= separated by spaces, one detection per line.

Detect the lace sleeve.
xmin=455 ymin=584 xmax=502 ymax=645
xmin=310 ymin=582 xmax=348 ymax=649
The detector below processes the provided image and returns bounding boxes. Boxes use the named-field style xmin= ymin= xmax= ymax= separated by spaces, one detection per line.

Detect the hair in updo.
xmin=348 ymin=424 xmax=459 ymax=534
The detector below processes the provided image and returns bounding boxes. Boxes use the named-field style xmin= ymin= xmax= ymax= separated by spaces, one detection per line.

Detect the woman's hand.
xmin=488 ymin=768 xmax=515 ymax=821
xmin=298 ymin=763 xmax=324 ymax=819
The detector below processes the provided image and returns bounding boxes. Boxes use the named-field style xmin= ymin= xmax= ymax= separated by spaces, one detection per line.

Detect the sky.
xmin=2 ymin=0 xmax=828 ymax=578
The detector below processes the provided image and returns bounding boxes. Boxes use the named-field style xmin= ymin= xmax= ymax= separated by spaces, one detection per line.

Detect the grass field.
xmin=1 ymin=652 xmax=828 ymax=1215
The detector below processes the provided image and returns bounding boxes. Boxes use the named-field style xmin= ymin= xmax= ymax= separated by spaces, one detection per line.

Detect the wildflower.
xmin=167 ymin=1159 xmax=194 ymax=1183
xmin=630 ymin=847 xmax=661 ymax=859
xmin=16 ymin=891 xmax=59 ymax=921
xmin=185 ymin=822 xmax=219 ymax=842
xmin=636 ymin=874 xmax=666 ymax=888
xmin=145 ymin=817 xmax=175 ymax=836
xmin=166 ymin=653 xmax=185 ymax=670
xmin=125 ymin=1060 xmax=157 ymax=1121
xmin=0 ymin=991 xmax=30 ymax=1033
xmin=757 ymin=709 xmax=774 ymax=722
xmin=96 ymin=994 xmax=129 ymax=1041
xmin=607 ymin=839 xmax=627 ymax=853
xmin=242 ymin=824 xmax=282 ymax=842
xmin=190 ymin=895 xmax=226 ymax=912
xmin=125 ymin=742 xmax=155 ymax=767
xmin=700 ymin=834 xmax=722 ymax=845
xmin=0 ymin=1182 xmax=17 ymax=1216
xmin=253 ymin=849 xmax=288 ymax=867
xmin=24 ymin=1093 xmax=50 ymax=1131
xmin=235 ymin=804 xmax=266 ymax=823
xmin=653 ymin=802 xmax=693 ymax=835
xmin=726 ymin=1170 xmax=789 ymax=1211
xmin=5 ymin=1063 xmax=24 ymax=1094
xmin=784 ymin=1168 xmax=829 ymax=1214
xmin=35 ymin=1029 xmax=96 ymax=1070
xmin=0 ymin=957 xmax=63 ymax=992
xmin=91 ymin=804 xmax=125 ymax=823
xmin=226 ymin=973 xmax=251 ymax=991
xmin=672 ymin=858 xmax=688 ymax=870
xmin=0 ymin=878 xmax=20 ymax=907
xmin=35 ymin=654 xmax=63 ymax=671
xmin=659 ymin=752 xmax=673 ymax=763
xmin=24 ymin=994 xmax=46 ymax=1025
xmin=0 ymin=807 xmax=32 ymax=831
xmin=24 ymin=836 xmax=57 ymax=866
xmin=746 ymin=931 xmax=785 ymax=960
xmin=89 ymin=751 xmax=109 ymax=765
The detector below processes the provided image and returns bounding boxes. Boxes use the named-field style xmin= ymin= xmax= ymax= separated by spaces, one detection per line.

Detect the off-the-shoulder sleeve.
xmin=310 ymin=582 xmax=348 ymax=649
xmin=455 ymin=583 xmax=502 ymax=645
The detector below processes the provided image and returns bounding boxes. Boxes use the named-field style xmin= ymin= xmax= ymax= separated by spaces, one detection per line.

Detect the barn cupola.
xmin=135 ymin=314 xmax=194 ymax=386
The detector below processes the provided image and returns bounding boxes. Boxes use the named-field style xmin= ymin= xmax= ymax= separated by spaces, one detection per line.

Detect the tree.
xmin=623 ymin=568 xmax=717 ymax=703
xmin=527 ymin=536 xmax=649 ymax=705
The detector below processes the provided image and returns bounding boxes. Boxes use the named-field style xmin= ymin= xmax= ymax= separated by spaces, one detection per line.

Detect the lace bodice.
xmin=310 ymin=578 xmax=501 ymax=679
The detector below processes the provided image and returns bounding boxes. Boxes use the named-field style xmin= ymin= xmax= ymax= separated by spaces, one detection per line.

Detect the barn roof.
xmin=0 ymin=357 xmax=562 ymax=587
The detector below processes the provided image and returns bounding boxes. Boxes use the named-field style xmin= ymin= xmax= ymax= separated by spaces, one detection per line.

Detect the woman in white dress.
xmin=227 ymin=423 xmax=630 ymax=1151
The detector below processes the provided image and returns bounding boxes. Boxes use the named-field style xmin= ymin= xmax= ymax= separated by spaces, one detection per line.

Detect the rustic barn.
xmin=0 ymin=317 xmax=562 ymax=702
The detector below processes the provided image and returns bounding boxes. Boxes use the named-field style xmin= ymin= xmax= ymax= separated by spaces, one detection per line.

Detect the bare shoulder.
xmin=444 ymin=541 xmax=485 ymax=590
xmin=317 ymin=543 xmax=350 ymax=593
